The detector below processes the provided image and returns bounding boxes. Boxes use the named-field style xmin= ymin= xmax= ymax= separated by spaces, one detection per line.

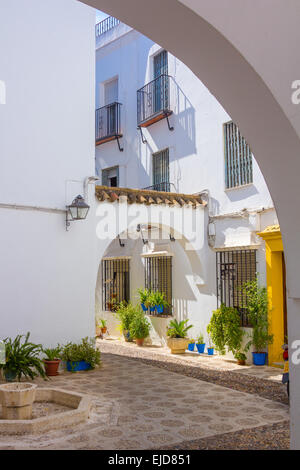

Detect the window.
xmin=152 ymin=149 xmax=170 ymax=192
xmin=216 ymin=250 xmax=257 ymax=326
xmin=102 ymin=166 xmax=119 ymax=187
xmin=224 ymin=121 xmax=253 ymax=188
xmin=102 ymin=258 xmax=130 ymax=311
xmin=144 ymin=255 xmax=172 ymax=315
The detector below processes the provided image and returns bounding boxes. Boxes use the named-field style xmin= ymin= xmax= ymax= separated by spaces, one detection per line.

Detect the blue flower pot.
xmin=150 ymin=306 xmax=155 ymax=312
xmin=4 ymin=370 xmax=17 ymax=382
xmin=141 ymin=303 xmax=148 ymax=312
xmin=252 ymin=352 xmax=267 ymax=366
xmin=156 ymin=305 xmax=164 ymax=314
xmin=188 ymin=343 xmax=195 ymax=351
xmin=207 ymin=348 xmax=214 ymax=355
xmin=66 ymin=361 xmax=91 ymax=372
xmin=123 ymin=330 xmax=133 ymax=342
xmin=196 ymin=343 xmax=206 ymax=354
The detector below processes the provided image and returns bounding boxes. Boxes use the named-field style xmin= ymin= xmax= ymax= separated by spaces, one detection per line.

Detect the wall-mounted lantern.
xmin=66 ymin=195 xmax=90 ymax=231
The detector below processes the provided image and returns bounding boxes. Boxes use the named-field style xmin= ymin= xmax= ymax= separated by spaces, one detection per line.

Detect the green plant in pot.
xmin=115 ymin=302 xmax=138 ymax=342
xmin=207 ymin=304 xmax=245 ymax=361
xmin=138 ymin=288 xmax=151 ymax=311
xmin=166 ymin=319 xmax=193 ymax=354
xmin=43 ymin=345 xmax=62 ymax=377
xmin=129 ymin=311 xmax=151 ymax=346
xmin=61 ymin=337 xmax=101 ymax=372
xmin=242 ymin=278 xmax=273 ymax=365
xmin=196 ymin=333 xmax=206 ymax=354
xmin=0 ymin=332 xmax=47 ymax=382
xmin=152 ymin=291 xmax=169 ymax=314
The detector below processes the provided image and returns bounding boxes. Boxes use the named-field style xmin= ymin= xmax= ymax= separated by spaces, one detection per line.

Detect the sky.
xmin=95 ymin=10 xmax=109 ymax=24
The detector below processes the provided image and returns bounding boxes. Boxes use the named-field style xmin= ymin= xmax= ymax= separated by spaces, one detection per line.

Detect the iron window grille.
xmin=224 ymin=121 xmax=253 ymax=188
xmin=144 ymin=256 xmax=172 ymax=316
xmin=102 ymin=258 xmax=130 ymax=311
xmin=216 ymin=249 xmax=257 ymax=327
xmin=152 ymin=148 xmax=170 ymax=192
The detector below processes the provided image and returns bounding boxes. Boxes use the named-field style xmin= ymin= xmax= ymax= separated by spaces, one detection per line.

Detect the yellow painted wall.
xmin=258 ymin=226 xmax=285 ymax=365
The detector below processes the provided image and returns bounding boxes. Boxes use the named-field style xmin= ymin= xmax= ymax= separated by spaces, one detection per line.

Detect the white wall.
xmin=0 ymin=0 xmax=96 ymax=346
xmin=95 ymin=27 xmax=274 ymax=219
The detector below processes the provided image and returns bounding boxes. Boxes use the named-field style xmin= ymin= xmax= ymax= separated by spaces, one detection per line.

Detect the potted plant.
xmin=195 ymin=333 xmax=206 ymax=354
xmin=148 ymin=291 xmax=156 ymax=313
xmin=187 ymin=338 xmax=195 ymax=351
xmin=43 ymin=345 xmax=62 ymax=376
xmin=207 ymin=339 xmax=215 ymax=356
xmin=235 ymin=351 xmax=247 ymax=366
xmin=129 ymin=311 xmax=151 ymax=346
xmin=152 ymin=291 xmax=169 ymax=314
xmin=138 ymin=288 xmax=151 ymax=312
xmin=0 ymin=333 xmax=47 ymax=382
xmin=115 ymin=302 xmax=138 ymax=342
xmin=166 ymin=319 xmax=193 ymax=354
xmin=61 ymin=337 xmax=101 ymax=372
xmin=99 ymin=318 xmax=107 ymax=335
xmin=242 ymin=278 xmax=274 ymax=366
xmin=207 ymin=304 xmax=245 ymax=362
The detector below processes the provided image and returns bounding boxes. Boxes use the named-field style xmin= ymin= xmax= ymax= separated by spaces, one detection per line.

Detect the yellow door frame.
xmin=258 ymin=225 xmax=285 ymax=365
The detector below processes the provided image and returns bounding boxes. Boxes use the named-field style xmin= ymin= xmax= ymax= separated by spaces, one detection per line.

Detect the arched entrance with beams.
xmin=82 ymin=0 xmax=300 ymax=447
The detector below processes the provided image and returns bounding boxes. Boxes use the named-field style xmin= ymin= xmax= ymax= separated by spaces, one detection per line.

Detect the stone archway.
xmin=82 ymin=0 xmax=300 ymax=447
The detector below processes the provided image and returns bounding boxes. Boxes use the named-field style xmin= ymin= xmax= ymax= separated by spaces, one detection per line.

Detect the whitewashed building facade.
xmin=94 ymin=19 xmax=281 ymax=359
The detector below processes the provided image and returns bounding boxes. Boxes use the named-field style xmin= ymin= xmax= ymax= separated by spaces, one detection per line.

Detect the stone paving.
xmin=0 ymin=352 xmax=289 ymax=450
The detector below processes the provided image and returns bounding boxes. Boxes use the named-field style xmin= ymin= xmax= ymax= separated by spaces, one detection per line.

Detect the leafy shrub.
xmin=152 ymin=291 xmax=169 ymax=307
xmin=241 ymin=278 xmax=273 ymax=352
xmin=61 ymin=337 xmax=101 ymax=369
xmin=115 ymin=302 xmax=140 ymax=331
xmin=43 ymin=346 xmax=61 ymax=361
xmin=129 ymin=312 xmax=151 ymax=339
xmin=0 ymin=332 xmax=47 ymax=381
xmin=207 ymin=304 xmax=245 ymax=356
xmin=167 ymin=319 xmax=193 ymax=338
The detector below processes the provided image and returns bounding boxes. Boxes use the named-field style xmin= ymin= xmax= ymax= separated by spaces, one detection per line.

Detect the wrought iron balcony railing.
xmin=142 ymin=182 xmax=176 ymax=193
xmin=95 ymin=16 xmax=120 ymax=38
xmin=95 ymin=102 xmax=123 ymax=150
xmin=137 ymin=74 xmax=173 ymax=128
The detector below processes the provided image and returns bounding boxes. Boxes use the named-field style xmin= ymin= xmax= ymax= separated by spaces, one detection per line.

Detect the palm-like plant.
xmin=0 ymin=332 xmax=47 ymax=381
xmin=167 ymin=319 xmax=193 ymax=338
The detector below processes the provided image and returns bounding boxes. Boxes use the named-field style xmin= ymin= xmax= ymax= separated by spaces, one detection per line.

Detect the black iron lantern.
xmin=66 ymin=195 xmax=90 ymax=230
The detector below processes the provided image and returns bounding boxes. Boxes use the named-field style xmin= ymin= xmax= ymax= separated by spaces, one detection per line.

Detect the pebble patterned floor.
xmin=0 ymin=353 xmax=289 ymax=450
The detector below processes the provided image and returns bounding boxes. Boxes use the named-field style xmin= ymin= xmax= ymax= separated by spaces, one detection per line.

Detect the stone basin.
xmin=0 ymin=383 xmax=37 ymax=420
xmin=0 ymin=388 xmax=93 ymax=435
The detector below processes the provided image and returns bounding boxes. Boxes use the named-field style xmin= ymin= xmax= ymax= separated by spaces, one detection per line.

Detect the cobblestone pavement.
xmin=0 ymin=351 xmax=289 ymax=450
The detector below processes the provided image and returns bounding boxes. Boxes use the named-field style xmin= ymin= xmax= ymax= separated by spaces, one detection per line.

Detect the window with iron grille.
xmin=216 ymin=250 xmax=257 ymax=326
xmin=145 ymin=256 xmax=172 ymax=315
xmin=152 ymin=148 xmax=170 ymax=192
xmin=224 ymin=121 xmax=253 ymax=188
xmin=102 ymin=258 xmax=130 ymax=311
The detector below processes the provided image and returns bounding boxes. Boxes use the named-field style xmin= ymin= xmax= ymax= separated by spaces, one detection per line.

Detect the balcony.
xmin=95 ymin=17 xmax=120 ymax=38
xmin=95 ymin=102 xmax=123 ymax=151
xmin=137 ymin=74 xmax=173 ymax=129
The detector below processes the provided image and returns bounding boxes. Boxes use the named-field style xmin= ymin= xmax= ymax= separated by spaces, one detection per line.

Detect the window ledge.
xmin=224 ymin=183 xmax=254 ymax=192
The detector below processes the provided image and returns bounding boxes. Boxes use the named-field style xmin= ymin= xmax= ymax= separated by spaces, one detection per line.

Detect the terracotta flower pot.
xmin=136 ymin=338 xmax=144 ymax=347
xmin=101 ymin=327 xmax=107 ymax=335
xmin=44 ymin=359 xmax=61 ymax=377
xmin=237 ymin=359 xmax=246 ymax=366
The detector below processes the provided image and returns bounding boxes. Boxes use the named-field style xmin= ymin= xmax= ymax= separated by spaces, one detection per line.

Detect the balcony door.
xmin=153 ymin=51 xmax=168 ymax=113
xmin=104 ymin=78 xmax=118 ymax=136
